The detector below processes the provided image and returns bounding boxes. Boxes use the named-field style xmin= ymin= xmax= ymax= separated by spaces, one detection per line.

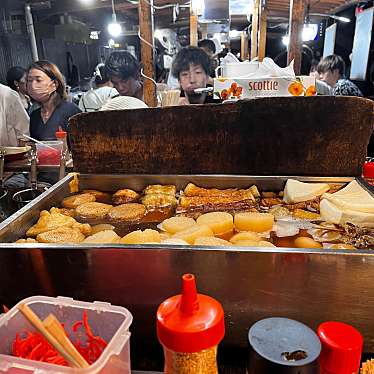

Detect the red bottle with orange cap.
xmin=157 ymin=273 xmax=225 ymax=374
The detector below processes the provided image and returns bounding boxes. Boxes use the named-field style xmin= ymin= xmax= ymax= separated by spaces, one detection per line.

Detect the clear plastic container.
xmin=36 ymin=140 xmax=63 ymax=165
xmin=0 ymin=296 xmax=133 ymax=374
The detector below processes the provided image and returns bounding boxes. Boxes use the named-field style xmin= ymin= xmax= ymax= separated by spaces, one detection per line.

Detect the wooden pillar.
xmin=138 ymin=0 xmax=157 ymax=107
xmin=258 ymin=5 xmax=267 ymax=61
xmin=287 ymin=0 xmax=306 ymax=75
xmin=241 ymin=31 xmax=249 ymax=60
xmin=250 ymin=0 xmax=260 ymax=60
xmin=190 ymin=4 xmax=198 ymax=46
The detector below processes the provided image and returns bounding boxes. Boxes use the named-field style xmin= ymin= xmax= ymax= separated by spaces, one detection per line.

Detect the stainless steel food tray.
xmin=1 ymin=174 xmax=374 ymax=366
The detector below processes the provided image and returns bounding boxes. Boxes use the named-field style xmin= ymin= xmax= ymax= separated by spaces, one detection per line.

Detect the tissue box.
xmin=214 ymin=76 xmax=316 ymax=100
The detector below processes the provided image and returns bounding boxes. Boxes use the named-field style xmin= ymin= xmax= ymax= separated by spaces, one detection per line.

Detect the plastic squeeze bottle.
xmin=157 ymin=273 xmax=225 ymax=374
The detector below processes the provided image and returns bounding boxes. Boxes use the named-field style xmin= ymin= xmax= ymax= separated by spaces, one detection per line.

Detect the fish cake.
xmin=27 ymin=210 xmax=77 ymax=237
xmin=144 ymin=184 xmax=176 ymax=196
xmin=76 ymin=202 xmax=113 ymax=219
xmin=108 ymin=203 xmax=146 ymax=222
xmin=62 ymin=193 xmax=96 ymax=209
xmin=36 ymin=227 xmax=85 ymax=243
xmin=112 ymin=189 xmax=140 ymax=205
xmin=49 ymin=207 xmax=76 ymax=218
xmin=16 ymin=238 xmax=38 ymax=243
xmin=82 ymin=190 xmax=112 ymax=204
xmin=142 ymin=194 xmax=177 ymax=209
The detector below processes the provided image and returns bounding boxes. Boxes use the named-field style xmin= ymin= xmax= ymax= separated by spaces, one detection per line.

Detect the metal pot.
xmin=12 ymin=187 xmax=47 ymax=210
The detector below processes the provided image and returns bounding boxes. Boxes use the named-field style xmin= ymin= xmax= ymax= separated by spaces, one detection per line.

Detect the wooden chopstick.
xmin=18 ymin=303 xmax=83 ymax=368
xmin=43 ymin=314 xmax=89 ymax=368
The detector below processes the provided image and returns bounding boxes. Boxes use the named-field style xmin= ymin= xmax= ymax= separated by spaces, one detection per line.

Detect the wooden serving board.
xmin=69 ymin=96 xmax=374 ymax=176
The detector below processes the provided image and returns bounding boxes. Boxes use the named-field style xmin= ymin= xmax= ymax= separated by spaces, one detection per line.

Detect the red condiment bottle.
xmin=55 ymin=127 xmax=70 ymax=162
xmin=363 ymin=161 xmax=374 ymax=186
xmin=157 ymin=273 xmax=225 ymax=374
xmin=318 ymin=321 xmax=363 ymax=374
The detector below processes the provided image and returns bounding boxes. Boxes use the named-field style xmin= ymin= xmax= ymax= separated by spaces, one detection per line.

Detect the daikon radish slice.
xmin=196 ymin=212 xmax=234 ymax=235
xmin=234 ymin=212 xmax=274 ymax=232
xmin=194 ymin=237 xmax=232 ymax=246
xmin=120 ymin=229 xmax=161 ymax=244
xmin=161 ymin=216 xmax=197 ymax=234
xmin=230 ymin=231 xmax=263 ymax=243
xmin=173 ymin=225 xmax=214 ymax=244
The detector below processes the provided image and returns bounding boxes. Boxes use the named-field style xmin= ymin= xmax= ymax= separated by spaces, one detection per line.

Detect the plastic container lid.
xmin=156 ymin=273 xmax=225 ymax=353
xmin=363 ymin=162 xmax=374 ymax=178
xmin=318 ymin=321 xmax=363 ymax=374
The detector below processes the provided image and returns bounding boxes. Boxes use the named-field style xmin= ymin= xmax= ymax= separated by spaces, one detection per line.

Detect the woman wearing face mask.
xmin=28 ymin=60 xmax=81 ymax=141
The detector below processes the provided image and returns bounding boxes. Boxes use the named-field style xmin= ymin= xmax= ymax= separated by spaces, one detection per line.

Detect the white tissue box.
xmin=213 ymin=76 xmax=316 ymax=100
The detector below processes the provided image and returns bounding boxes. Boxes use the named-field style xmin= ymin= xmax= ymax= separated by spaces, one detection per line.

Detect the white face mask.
xmin=29 ymin=80 xmax=56 ymax=103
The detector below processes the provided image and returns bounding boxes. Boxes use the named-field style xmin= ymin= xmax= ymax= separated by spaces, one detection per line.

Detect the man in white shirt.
xmin=0 ymin=83 xmax=29 ymax=146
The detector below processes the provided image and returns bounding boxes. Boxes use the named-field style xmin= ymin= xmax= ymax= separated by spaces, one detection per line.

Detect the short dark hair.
xmin=171 ymin=46 xmax=211 ymax=79
xmin=6 ymin=66 xmax=26 ymax=91
xmin=317 ymin=54 xmax=346 ymax=77
xmin=198 ymin=39 xmax=216 ymax=54
xmin=105 ymin=50 xmax=140 ymax=80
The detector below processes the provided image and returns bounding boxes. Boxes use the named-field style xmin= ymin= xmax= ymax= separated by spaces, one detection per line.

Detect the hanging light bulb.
xmin=302 ymin=23 xmax=318 ymax=41
xmin=108 ymin=0 xmax=122 ymax=37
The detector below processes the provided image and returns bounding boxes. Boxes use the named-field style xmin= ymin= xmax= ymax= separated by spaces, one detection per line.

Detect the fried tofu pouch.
xmin=26 ymin=210 xmax=91 ymax=237
xmin=37 ymin=227 xmax=85 ymax=243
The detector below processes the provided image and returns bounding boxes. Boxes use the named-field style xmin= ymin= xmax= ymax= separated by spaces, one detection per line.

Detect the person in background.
xmin=6 ymin=66 xmax=32 ymax=112
xmin=0 ymin=83 xmax=29 ymax=146
xmin=27 ymin=60 xmax=81 ymax=141
xmin=317 ymin=54 xmax=363 ymax=97
xmin=104 ymin=51 xmax=143 ymax=99
xmin=79 ymin=64 xmax=118 ymax=112
xmin=171 ymin=46 xmax=213 ymax=105
xmin=309 ymin=59 xmax=332 ymax=96
xmin=198 ymin=39 xmax=216 ymax=59
xmin=198 ymin=39 xmax=217 ymax=81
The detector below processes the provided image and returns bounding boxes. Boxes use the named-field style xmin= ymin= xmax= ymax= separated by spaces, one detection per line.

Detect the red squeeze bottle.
xmin=157 ymin=274 xmax=225 ymax=374
xmin=363 ymin=161 xmax=374 ymax=186
xmin=55 ymin=126 xmax=70 ymax=162
xmin=318 ymin=321 xmax=363 ymax=374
